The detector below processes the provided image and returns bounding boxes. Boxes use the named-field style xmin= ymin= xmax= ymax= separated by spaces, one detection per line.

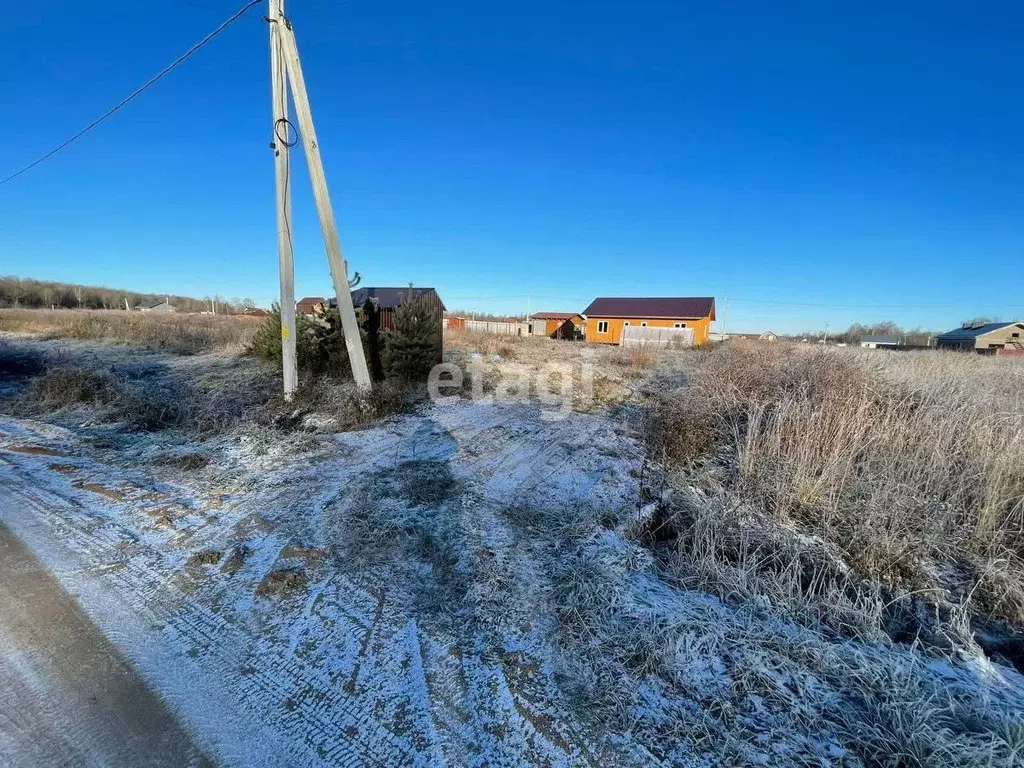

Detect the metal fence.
xmin=621 ymin=325 xmax=695 ymax=348
xmin=464 ymin=319 xmax=530 ymax=336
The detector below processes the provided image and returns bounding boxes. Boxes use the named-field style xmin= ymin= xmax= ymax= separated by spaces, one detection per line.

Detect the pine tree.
xmin=249 ymin=304 xmax=352 ymax=376
xmin=383 ymin=293 xmax=440 ymax=382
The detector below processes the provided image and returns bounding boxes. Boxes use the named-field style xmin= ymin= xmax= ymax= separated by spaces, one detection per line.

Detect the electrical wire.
xmin=442 ymin=293 xmax=1024 ymax=311
xmin=727 ymin=296 xmax=1024 ymax=310
xmin=0 ymin=0 xmax=263 ymax=188
xmin=274 ymin=117 xmax=299 ymax=148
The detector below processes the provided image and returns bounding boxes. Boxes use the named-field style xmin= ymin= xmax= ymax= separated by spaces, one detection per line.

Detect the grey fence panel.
xmin=464 ymin=320 xmax=530 ymax=336
xmin=621 ymin=325 xmax=695 ymax=348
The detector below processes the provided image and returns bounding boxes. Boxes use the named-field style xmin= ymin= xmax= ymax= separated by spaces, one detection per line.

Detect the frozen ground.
xmin=0 ymin=389 xmax=654 ymax=765
xmin=2 ymin=336 xmax=1023 ymax=766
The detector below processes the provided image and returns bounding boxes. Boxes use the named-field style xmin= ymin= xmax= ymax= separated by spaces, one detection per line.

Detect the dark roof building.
xmin=581 ymin=297 xmax=716 ymax=319
xmin=348 ymin=286 xmax=446 ymax=311
xmin=937 ymin=321 xmax=1024 ymax=351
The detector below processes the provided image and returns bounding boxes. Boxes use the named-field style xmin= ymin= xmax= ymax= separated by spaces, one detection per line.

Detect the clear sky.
xmin=2 ymin=1 xmax=1023 ymax=333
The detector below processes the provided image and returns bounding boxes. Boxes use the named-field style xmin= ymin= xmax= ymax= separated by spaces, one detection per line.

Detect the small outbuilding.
xmin=936 ymin=321 xmax=1024 ymax=352
xmin=530 ymin=312 xmax=583 ymax=339
xmin=346 ymin=287 xmax=446 ymax=333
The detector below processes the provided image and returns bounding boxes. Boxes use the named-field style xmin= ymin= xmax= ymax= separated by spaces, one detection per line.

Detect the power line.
xmin=0 ymin=0 xmax=263 ymax=188
xmin=728 ymin=297 xmax=1024 ymax=310
xmin=442 ymin=292 xmax=1024 ymax=312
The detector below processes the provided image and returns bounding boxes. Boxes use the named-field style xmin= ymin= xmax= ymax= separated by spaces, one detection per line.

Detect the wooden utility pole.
xmin=269 ymin=0 xmax=298 ymax=398
xmin=275 ymin=14 xmax=372 ymax=391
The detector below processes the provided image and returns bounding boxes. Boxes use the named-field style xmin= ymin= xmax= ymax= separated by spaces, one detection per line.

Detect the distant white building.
xmin=860 ymin=334 xmax=900 ymax=349
xmin=135 ymin=298 xmax=177 ymax=313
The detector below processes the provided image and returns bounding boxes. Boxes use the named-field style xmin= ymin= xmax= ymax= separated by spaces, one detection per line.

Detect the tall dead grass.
xmin=643 ymin=342 xmax=1024 ymax=632
xmin=0 ymin=308 xmax=259 ymax=354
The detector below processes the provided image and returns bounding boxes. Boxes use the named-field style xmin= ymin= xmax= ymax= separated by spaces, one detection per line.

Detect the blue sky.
xmin=2 ymin=1 xmax=1023 ymax=333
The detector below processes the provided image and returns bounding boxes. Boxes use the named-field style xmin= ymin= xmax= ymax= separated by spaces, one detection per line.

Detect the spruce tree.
xmin=249 ymin=304 xmax=352 ymax=376
xmin=383 ymin=293 xmax=440 ymax=382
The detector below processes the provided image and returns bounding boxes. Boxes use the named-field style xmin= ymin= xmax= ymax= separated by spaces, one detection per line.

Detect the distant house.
xmin=296 ymin=296 xmax=326 ymax=316
xmin=444 ymin=315 xmax=466 ymax=330
xmin=530 ymin=312 xmax=583 ymax=340
xmin=580 ymin=297 xmax=716 ymax=345
xmin=243 ymin=308 xmax=269 ymax=317
xmin=727 ymin=331 xmax=778 ymax=342
xmin=135 ymin=298 xmax=176 ymax=312
xmin=936 ymin=321 xmax=1024 ymax=352
xmin=860 ymin=335 xmax=900 ymax=349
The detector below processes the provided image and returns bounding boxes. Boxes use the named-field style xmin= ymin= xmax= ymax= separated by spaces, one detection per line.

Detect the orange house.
xmin=530 ymin=312 xmax=584 ymax=339
xmin=581 ymin=297 xmax=716 ymax=345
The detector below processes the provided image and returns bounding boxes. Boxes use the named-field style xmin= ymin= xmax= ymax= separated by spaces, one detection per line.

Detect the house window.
xmin=1014 ymin=332 xmax=1020 ymax=338
xmin=640 ymin=322 xmax=648 ymax=327
xmin=673 ymin=322 xmax=687 ymax=328
xmin=597 ymin=321 xmax=609 ymax=334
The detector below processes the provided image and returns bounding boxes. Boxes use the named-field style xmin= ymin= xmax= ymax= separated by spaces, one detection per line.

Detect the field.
xmin=1 ymin=309 xmax=1023 ymax=766
xmin=0 ymin=308 xmax=260 ymax=355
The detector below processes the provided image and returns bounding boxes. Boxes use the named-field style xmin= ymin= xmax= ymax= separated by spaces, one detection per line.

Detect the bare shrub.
xmin=625 ymin=344 xmax=656 ymax=368
xmin=644 ymin=391 xmax=722 ymax=466
xmin=23 ymin=367 xmax=116 ymax=409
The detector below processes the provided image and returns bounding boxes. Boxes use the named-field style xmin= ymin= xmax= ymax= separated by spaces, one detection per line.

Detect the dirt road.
xmin=0 ymin=521 xmax=207 ymax=767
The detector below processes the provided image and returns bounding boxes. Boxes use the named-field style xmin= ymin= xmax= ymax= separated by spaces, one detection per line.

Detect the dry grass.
xmin=0 ymin=308 xmax=260 ymax=354
xmin=11 ymin=355 xmax=281 ymax=434
xmin=443 ymin=328 xmax=699 ymax=409
xmin=642 ymin=341 xmax=1024 ymax=633
xmin=282 ymin=377 xmax=410 ymax=432
xmin=551 ymin=530 xmax=1024 ymax=766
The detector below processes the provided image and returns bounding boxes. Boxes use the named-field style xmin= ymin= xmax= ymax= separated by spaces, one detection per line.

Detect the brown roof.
xmin=582 ymin=297 xmax=715 ymax=320
xmin=296 ymin=296 xmax=325 ymax=311
xmin=530 ymin=312 xmax=579 ymax=320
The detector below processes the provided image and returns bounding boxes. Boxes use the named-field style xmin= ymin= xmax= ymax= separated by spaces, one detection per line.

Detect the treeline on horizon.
xmin=786 ymin=319 xmax=1004 ymax=345
xmin=0 ymin=275 xmax=257 ymax=315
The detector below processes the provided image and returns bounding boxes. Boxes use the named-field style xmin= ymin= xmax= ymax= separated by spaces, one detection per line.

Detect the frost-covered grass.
xmin=641 ymin=342 xmax=1024 ymax=633
xmin=551 ymin=529 xmax=1024 ymax=766
xmin=1 ymin=337 xmax=410 ymax=436
xmin=4 ymin=333 xmax=1024 ymax=765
